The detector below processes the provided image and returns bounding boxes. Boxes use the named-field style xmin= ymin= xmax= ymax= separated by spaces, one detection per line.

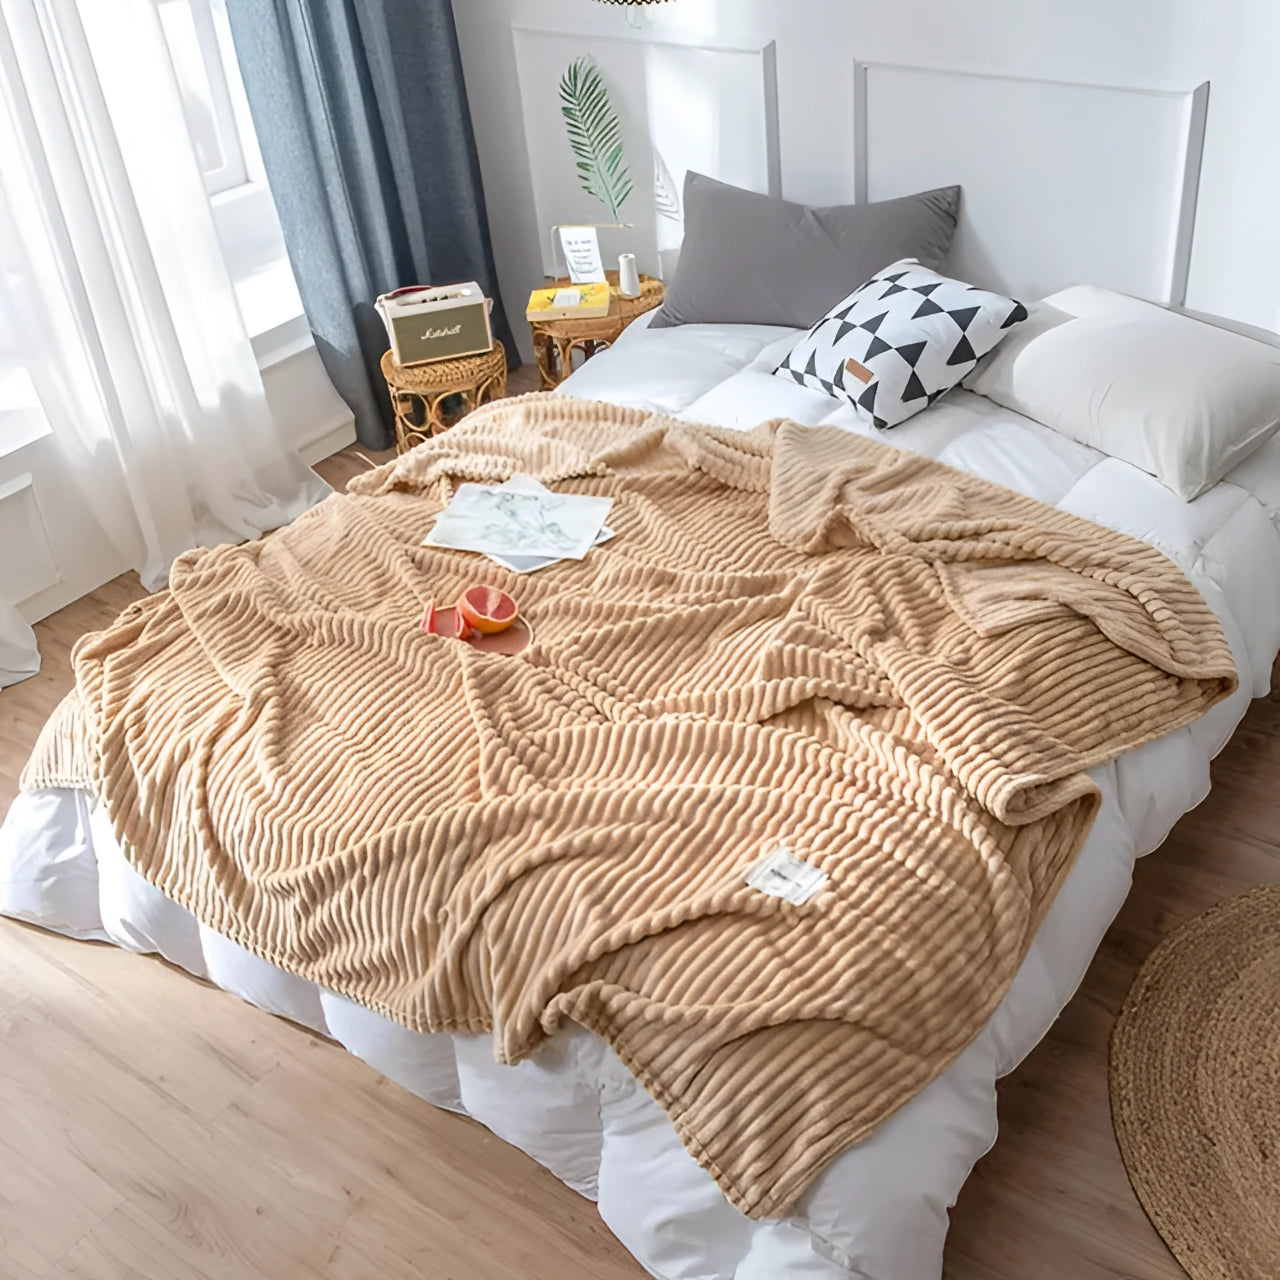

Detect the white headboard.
xmin=853 ymin=62 xmax=1210 ymax=307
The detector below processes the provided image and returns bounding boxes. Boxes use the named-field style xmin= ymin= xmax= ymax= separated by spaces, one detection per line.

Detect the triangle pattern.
xmin=768 ymin=261 xmax=1029 ymax=430
xmin=902 ymin=371 xmax=928 ymax=402
xmin=1003 ymin=301 xmax=1030 ymax=329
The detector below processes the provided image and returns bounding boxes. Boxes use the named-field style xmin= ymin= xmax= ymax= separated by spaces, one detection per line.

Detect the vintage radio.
xmin=376 ymin=282 xmax=494 ymax=366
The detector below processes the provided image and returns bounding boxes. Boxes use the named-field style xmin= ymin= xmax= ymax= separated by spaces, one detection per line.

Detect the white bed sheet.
xmin=4 ymin=315 xmax=1280 ymax=1280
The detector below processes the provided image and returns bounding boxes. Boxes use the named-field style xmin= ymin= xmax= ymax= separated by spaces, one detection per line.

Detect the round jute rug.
xmin=1109 ymin=882 xmax=1280 ymax=1280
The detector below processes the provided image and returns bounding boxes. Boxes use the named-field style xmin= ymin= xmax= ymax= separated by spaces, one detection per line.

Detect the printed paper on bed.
xmin=425 ymin=477 xmax=612 ymax=561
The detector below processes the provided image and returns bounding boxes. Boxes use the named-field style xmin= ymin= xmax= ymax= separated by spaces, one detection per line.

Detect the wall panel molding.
xmin=0 ymin=472 xmax=60 ymax=608
xmin=853 ymin=60 xmax=1210 ymax=305
xmin=512 ymin=26 xmax=781 ymax=279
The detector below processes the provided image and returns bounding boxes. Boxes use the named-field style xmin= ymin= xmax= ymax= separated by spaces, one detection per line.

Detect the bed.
xmin=3 ymin=298 xmax=1280 ymax=1278
xmin=8 ymin=58 xmax=1280 ymax=1268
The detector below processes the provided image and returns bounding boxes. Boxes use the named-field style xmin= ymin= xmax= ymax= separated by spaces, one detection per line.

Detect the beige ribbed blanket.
xmin=23 ymin=396 xmax=1236 ymax=1217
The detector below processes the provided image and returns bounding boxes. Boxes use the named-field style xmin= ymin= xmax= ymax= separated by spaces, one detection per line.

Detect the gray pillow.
xmin=650 ymin=172 xmax=960 ymax=330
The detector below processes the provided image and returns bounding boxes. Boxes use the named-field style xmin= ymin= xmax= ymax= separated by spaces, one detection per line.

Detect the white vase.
xmin=618 ymin=253 xmax=641 ymax=298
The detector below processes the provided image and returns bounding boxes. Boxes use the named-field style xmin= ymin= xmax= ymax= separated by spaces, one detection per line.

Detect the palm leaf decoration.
xmin=653 ymin=149 xmax=682 ymax=221
xmin=559 ymin=56 xmax=632 ymax=221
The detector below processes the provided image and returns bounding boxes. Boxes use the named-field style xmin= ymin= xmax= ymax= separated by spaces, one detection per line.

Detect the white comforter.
xmin=4 ymin=316 xmax=1280 ymax=1280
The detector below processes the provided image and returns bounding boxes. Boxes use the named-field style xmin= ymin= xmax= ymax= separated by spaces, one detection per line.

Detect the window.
xmin=157 ymin=0 xmax=249 ymax=196
xmin=0 ymin=0 xmax=300 ymax=436
xmin=159 ymin=0 xmax=304 ymax=347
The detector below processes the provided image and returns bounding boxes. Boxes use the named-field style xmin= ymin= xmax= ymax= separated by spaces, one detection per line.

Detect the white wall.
xmin=452 ymin=0 xmax=1280 ymax=365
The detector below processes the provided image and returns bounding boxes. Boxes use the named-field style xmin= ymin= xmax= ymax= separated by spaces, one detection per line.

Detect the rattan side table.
xmin=530 ymin=272 xmax=664 ymax=389
xmin=380 ymin=341 xmax=507 ymax=454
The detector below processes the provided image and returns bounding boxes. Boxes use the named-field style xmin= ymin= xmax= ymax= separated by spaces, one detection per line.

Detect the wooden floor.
xmin=1 ymin=407 xmax=1276 ymax=1277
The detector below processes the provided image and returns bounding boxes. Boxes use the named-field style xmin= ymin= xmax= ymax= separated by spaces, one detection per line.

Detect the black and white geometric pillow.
xmin=775 ymin=259 xmax=1028 ymax=428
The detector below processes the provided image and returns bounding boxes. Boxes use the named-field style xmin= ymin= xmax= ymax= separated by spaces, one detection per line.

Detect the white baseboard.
xmin=18 ymin=569 xmax=123 ymax=626
xmin=260 ymin=334 xmax=357 ymax=468
xmin=297 ymin=410 xmax=357 ymax=468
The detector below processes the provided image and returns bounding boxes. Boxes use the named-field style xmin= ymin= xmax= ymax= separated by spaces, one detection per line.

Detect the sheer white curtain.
xmin=0 ymin=0 xmax=330 ymax=601
xmin=0 ymin=600 xmax=38 ymax=687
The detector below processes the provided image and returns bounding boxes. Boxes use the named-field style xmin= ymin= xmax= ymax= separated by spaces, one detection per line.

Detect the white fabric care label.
xmin=746 ymin=850 xmax=828 ymax=905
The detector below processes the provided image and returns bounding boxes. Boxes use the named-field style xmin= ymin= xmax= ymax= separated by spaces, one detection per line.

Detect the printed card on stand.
xmin=559 ymin=225 xmax=607 ymax=285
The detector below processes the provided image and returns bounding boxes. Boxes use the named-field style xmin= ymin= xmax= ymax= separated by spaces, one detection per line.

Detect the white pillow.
xmin=965 ymin=286 xmax=1280 ymax=500
xmin=775 ymin=260 xmax=1027 ymax=428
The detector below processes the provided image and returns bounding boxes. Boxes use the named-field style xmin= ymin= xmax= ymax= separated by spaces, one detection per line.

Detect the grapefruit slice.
xmin=455 ymin=585 xmax=518 ymax=635
xmin=454 ymin=603 xmax=474 ymax=641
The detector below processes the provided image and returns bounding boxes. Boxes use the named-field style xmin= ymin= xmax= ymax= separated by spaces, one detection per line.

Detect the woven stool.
xmin=380 ymin=341 xmax=507 ymax=454
xmin=529 ymin=273 xmax=664 ymax=389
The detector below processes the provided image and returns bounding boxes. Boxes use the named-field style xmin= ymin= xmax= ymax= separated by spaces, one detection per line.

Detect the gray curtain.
xmin=226 ymin=0 xmax=516 ymax=449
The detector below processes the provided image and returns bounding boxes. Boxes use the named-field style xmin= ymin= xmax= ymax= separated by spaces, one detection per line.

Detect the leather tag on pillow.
xmin=844 ymin=358 xmax=874 ymax=384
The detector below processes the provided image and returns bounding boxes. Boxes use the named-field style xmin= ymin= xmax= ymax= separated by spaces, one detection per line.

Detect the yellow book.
xmin=526 ymin=282 xmax=612 ymax=322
